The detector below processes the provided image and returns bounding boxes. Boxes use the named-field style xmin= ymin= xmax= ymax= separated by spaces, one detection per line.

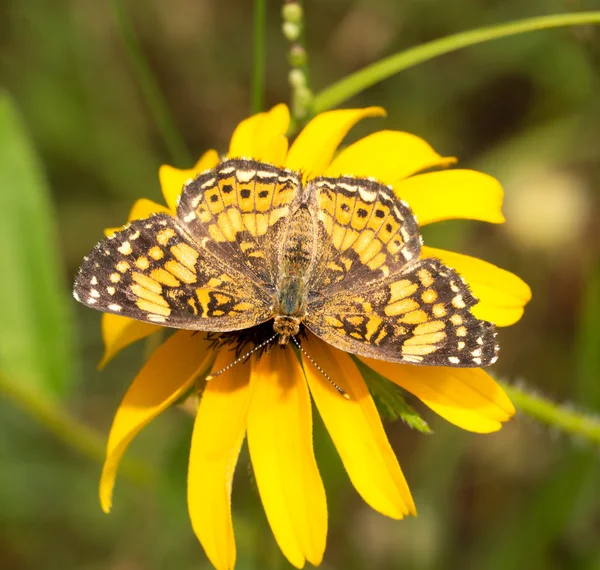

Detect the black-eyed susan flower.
xmin=77 ymin=104 xmax=531 ymax=570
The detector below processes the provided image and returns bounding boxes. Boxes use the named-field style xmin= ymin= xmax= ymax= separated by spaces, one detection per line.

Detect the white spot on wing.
xmin=148 ymin=314 xmax=167 ymax=323
xmin=257 ymin=170 xmax=277 ymax=179
xmin=117 ymin=241 xmax=132 ymax=255
xmin=402 ymin=355 xmax=423 ymax=363
xmin=357 ymin=186 xmax=377 ymax=201
xmin=236 ymin=169 xmax=256 ymax=183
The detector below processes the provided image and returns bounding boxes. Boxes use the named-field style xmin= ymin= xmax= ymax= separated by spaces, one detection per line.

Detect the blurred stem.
xmin=282 ymin=1 xmax=313 ymax=126
xmin=0 ymin=373 xmax=156 ymax=488
xmin=575 ymin=260 xmax=600 ymax=404
xmin=500 ymin=381 xmax=600 ymax=446
xmin=314 ymin=11 xmax=600 ymax=113
xmin=252 ymin=0 xmax=267 ymax=114
xmin=109 ymin=0 xmax=191 ymax=166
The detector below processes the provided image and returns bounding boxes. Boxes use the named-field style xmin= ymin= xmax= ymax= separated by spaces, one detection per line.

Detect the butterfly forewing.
xmin=306 ymin=176 xmax=422 ymax=294
xmin=177 ymin=159 xmax=303 ymax=291
xmin=73 ymin=214 xmax=272 ymax=331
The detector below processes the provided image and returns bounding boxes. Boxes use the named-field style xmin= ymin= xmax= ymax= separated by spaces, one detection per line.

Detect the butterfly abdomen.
xmin=277 ymin=276 xmax=306 ymax=316
xmin=279 ymin=205 xmax=317 ymax=275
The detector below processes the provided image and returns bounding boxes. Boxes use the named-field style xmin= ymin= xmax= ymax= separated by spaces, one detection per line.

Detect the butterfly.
xmin=73 ymin=158 xmax=498 ymax=368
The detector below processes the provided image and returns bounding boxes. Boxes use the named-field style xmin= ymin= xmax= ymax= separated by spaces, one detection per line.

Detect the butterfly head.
xmin=273 ymin=315 xmax=302 ymax=345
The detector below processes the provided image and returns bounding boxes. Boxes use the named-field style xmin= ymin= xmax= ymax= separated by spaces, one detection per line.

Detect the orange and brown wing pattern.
xmin=306 ymin=175 xmax=422 ymax=295
xmin=306 ymin=258 xmax=498 ymax=367
xmin=177 ymin=158 xmax=302 ymax=291
xmin=73 ymin=214 xmax=272 ymax=331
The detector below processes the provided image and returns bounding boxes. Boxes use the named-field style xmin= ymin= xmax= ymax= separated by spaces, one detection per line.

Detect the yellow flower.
xmin=98 ymin=104 xmax=531 ymax=570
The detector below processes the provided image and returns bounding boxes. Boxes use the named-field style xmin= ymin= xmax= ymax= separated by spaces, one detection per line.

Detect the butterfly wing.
xmin=177 ymin=158 xmax=303 ymax=293
xmin=306 ymin=257 xmax=497 ymax=367
xmin=304 ymin=174 xmax=498 ymax=368
xmin=305 ymin=175 xmax=422 ymax=295
xmin=73 ymin=213 xmax=272 ymax=331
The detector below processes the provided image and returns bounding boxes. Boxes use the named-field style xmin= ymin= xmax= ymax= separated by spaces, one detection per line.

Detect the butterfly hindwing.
xmin=305 ymin=257 xmax=498 ymax=367
xmin=177 ymin=158 xmax=303 ymax=291
xmin=73 ymin=214 xmax=272 ymax=331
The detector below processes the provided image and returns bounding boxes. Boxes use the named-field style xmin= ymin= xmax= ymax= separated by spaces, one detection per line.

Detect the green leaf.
xmin=353 ymin=357 xmax=432 ymax=434
xmin=314 ymin=12 xmax=600 ymax=113
xmin=0 ymin=91 xmax=73 ymax=398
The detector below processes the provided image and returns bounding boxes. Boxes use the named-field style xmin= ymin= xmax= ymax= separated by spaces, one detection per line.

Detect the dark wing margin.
xmin=306 ymin=257 xmax=498 ymax=367
xmin=73 ymin=214 xmax=272 ymax=331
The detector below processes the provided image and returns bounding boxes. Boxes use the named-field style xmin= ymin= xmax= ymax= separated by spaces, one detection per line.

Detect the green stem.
xmin=314 ymin=12 xmax=600 ymax=113
xmin=500 ymin=381 xmax=600 ymax=446
xmin=109 ymin=0 xmax=191 ymax=166
xmin=0 ymin=373 xmax=156 ymax=488
xmin=252 ymin=0 xmax=267 ymax=114
xmin=282 ymin=1 xmax=313 ymax=125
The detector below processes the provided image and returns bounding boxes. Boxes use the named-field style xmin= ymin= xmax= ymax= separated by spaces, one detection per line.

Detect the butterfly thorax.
xmin=272 ymin=205 xmax=317 ymax=344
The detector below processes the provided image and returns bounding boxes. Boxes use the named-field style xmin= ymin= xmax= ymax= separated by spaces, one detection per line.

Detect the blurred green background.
xmin=1 ymin=1 xmax=600 ymax=569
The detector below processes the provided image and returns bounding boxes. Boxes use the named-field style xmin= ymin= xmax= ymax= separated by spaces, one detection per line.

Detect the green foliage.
xmin=354 ymin=357 xmax=432 ymax=434
xmin=314 ymin=12 xmax=600 ymax=113
xmin=0 ymin=92 xmax=73 ymax=399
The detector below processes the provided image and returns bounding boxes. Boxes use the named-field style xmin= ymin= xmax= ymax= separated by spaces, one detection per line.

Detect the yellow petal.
xmin=99 ymin=313 xmax=161 ymax=369
xmin=228 ymin=111 xmax=265 ymax=157
xmin=100 ymin=331 xmax=212 ymax=513
xmin=188 ymin=349 xmax=252 ymax=570
xmin=325 ymin=130 xmax=455 ymax=183
xmin=159 ymin=149 xmax=220 ymax=211
xmin=247 ymin=348 xmax=327 ymax=568
xmin=104 ymin=198 xmax=169 ymax=237
xmin=360 ymin=358 xmax=515 ymax=433
xmin=285 ymin=107 xmax=386 ymax=177
xmin=302 ymin=335 xmax=415 ymax=519
xmin=253 ymin=104 xmax=290 ymax=165
xmin=395 ymin=170 xmax=505 ymax=226
xmin=228 ymin=104 xmax=290 ymax=165
xmin=422 ymin=246 xmax=532 ymax=326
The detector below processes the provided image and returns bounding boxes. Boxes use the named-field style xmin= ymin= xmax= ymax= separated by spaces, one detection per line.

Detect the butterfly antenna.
xmin=291 ymin=337 xmax=349 ymax=399
xmin=206 ymin=333 xmax=278 ymax=381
